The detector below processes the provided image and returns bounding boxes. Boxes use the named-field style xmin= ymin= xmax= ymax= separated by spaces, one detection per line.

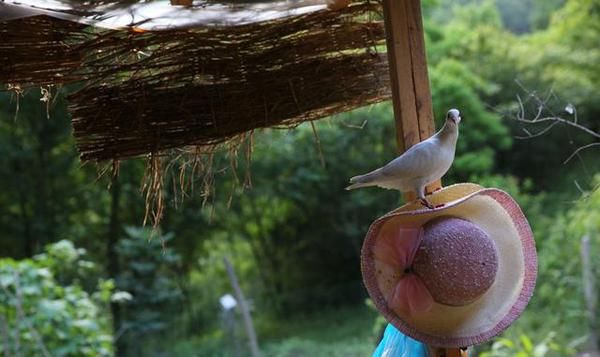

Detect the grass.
xmin=172 ymin=304 xmax=379 ymax=357
xmin=260 ymin=304 xmax=379 ymax=357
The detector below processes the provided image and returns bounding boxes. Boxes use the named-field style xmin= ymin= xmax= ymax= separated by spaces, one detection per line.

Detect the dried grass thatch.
xmin=1 ymin=1 xmax=391 ymax=225
xmin=2 ymin=2 xmax=389 ymax=162
xmin=71 ymin=2 xmax=388 ymax=161
xmin=0 ymin=16 xmax=86 ymax=86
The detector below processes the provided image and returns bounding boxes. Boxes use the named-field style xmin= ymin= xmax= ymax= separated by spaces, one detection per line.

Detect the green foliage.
xmin=0 ymin=88 xmax=114 ymax=258
xmin=258 ymin=306 xmax=377 ymax=357
xmin=531 ymin=0 xmax=600 ymax=117
xmin=365 ymin=298 xmax=388 ymax=342
xmin=0 ymin=240 xmax=113 ymax=356
xmin=479 ymin=332 xmax=574 ymax=356
xmin=171 ymin=333 xmax=229 ymax=357
xmin=171 ymin=305 xmax=377 ymax=357
xmin=530 ymin=0 xmax=567 ymax=30
xmin=429 ymin=59 xmax=511 ymax=180
xmin=32 ymin=240 xmax=99 ymax=290
xmin=115 ymin=227 xmax=184 ymax=353
xmin=426 ymin=0 xmax=599 ymax=189
xmin=181 ymin=230 xmax=258 ymax=338
xmin=430 ymin=0 xmax=566 ymax=32
xmin=568 ymin=176 xmax=600 ymax=236
xmin=495 ymin=0 xmax=536 ymax=33
xmin=262 ymin=337 xmax=372 ymax=357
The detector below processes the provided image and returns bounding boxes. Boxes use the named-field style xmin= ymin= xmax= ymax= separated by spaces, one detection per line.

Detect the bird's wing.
xmin=379 ymin=139 xmax=441 ymax=180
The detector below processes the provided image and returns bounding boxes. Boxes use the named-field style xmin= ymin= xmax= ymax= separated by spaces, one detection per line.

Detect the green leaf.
xmin=520 ymin=335 xmax=534 ymax=352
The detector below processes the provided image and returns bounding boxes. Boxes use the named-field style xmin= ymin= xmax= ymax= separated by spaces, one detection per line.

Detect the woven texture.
xmin=361 ymin=184 xmax=538 ymax=347
xmin=1 ymin=2 xmax=389 ymax=162
xmin=0 ymin=16 xmax=86 ymax=86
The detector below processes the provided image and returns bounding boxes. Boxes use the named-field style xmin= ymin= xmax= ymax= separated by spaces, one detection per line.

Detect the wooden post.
xmin=170 ymin=0 xmax=193 ymax=6
xmin=581 ymin=234 xmax=599 ymax=353
xmin=429 ymin=347 xmax=469 ymax=357
xmin=382 ymin=0 xmax=463 ymax=355
xmin=224 ymin=257 xmax=261 ymax=357
xmin=383 ymin=0 xmax=441 ymax=202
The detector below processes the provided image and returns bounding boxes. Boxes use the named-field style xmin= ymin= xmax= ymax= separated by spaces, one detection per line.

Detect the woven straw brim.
xmin=361 ymin=183 xmax=537 ymax=347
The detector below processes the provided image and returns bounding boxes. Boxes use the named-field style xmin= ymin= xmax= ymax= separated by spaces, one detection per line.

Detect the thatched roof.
xmin=1 ymin=0 xmax=335 ymax=30
xmin=1 ymin=0 xmax=390 ymax=162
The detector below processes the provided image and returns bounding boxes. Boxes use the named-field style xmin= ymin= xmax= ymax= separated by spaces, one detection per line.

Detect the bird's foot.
xmin=425 ymin=187 xmax=443 ymax=196
xmin=420 ymin=199 xmax=445 ymax=209
xmin=420 ymin=198 xmax=434 ymax=209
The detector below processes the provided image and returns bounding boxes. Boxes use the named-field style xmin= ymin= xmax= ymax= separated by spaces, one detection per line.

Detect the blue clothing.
xmin=372 ymin=324 xmax=428 ymax=357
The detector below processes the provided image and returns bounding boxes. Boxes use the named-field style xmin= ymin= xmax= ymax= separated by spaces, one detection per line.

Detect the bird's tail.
xmin=345 ymin=170 xmax=380 ymax=190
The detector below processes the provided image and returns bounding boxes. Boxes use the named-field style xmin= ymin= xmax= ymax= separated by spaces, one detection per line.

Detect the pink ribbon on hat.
xmin=372 ymin=225 xmax=434 ymax=316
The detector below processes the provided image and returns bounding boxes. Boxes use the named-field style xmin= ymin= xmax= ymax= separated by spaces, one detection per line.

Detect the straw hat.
xmin=361 ymin=183 xmax=537 ymax=347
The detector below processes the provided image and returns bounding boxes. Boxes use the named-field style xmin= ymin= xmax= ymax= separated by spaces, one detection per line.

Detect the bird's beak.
xmin=451 ymin=115 xmax=461 ymax=124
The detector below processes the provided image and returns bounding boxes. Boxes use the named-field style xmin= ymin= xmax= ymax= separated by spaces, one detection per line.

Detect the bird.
xmin=345 ymin=108 xmax=461 ymax=209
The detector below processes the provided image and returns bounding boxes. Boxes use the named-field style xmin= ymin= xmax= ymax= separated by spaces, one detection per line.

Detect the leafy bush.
xmin=479 ymin=332 xmax=574 ymax=357
xmin=0 ymin=240 xmax=113 ymax=356
xmin=115 ymin=227 xmax=184 ymax=354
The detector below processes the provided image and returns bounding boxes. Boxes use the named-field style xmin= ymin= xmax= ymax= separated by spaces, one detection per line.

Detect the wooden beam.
xmin=383 ymin=0 xmax=461 ymax=355
xmin=224 ymin=257 xmax=261 ymax=357
xmin=430 ymin=347 xmax=469 ymax=357
xmin=170 ymin=0 xmax=193 ymax=6
xmin=326 ymin=0 xmax=351 ymax=11
xmin=383 ymin=0 xmax=441 ymax=200
xmin=404 ymin=0 xmax=436 ymax=141
xmin=383 ymin=0 xmax=420 ymax=150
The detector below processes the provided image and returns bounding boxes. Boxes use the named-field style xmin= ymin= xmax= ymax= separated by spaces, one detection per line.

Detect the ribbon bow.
xmin=373 ymin=224 xmax=434 ymax=316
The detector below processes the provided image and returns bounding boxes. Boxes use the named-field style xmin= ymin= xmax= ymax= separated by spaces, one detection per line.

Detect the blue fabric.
xmin=372 ymin=324 xmax=428 ymax=357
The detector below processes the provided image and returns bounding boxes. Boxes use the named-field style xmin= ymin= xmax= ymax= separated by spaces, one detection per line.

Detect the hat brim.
xmin=361 ymin=183 xmax=537 ymax=347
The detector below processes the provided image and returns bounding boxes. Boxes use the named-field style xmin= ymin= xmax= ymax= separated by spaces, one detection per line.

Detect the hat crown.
xmin=361 ymin=185 xmax=537 ymax=347
xmin=413 ymin=216 xmax=498 ymax=306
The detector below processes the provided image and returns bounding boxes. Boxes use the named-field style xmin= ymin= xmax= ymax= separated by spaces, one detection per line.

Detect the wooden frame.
xmin=382 ymin=0 xmax=466 ymax=355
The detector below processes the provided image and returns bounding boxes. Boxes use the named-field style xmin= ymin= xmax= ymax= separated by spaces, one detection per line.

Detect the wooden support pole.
xmin=581 ymin=234 xmax=599 ymax=353
xmin=429 ymin=347 xmax=469 ymax=357
xmin=224 ymin=257 xmax=261 ymax=357
xmin=383 ymin=0 xmax=441 ymax=202
xmin=170 ymin=0 xmax=193 ymax=6
xmin=382 ymin=0 xmax=464 ymax=355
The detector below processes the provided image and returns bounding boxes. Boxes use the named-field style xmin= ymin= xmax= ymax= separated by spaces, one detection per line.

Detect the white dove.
xmin=346 ymin=108 xmax=461 ymax=209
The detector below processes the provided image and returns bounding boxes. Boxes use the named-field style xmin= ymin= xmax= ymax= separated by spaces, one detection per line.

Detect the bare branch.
xmin=507 ymin=83 xmax=600 ymax=169
xmin=573 ymin=180 xmax=586 ymax=196
xmin=513 ymin=116 xmax=600 ymax=140
xmin=514 ymin=120 xmax=561 ymax=139
xmin=563 ymin=143 xmax=600 ymax=164
xmin=521 ymin=128 xmax=533 ymax=137
xmin=341 ymin=118 xmax=368 ymax=129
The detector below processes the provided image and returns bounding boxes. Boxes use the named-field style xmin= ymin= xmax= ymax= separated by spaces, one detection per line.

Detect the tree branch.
xmin=563 ymin=143 xmax=600 ymax=164
xmin=509 ymin=82 xmax=600 ymax=166
xmin=513 ymin=116 xmax=600 ymax=140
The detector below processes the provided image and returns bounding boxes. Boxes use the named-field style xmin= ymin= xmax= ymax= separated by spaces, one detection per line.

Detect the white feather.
xmin=346 ymin=109 xmax=461 ymax=201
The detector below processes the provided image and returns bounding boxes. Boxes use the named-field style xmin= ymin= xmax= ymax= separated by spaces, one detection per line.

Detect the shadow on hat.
xmin=361 ymin=183 xmax=538 ymax=348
